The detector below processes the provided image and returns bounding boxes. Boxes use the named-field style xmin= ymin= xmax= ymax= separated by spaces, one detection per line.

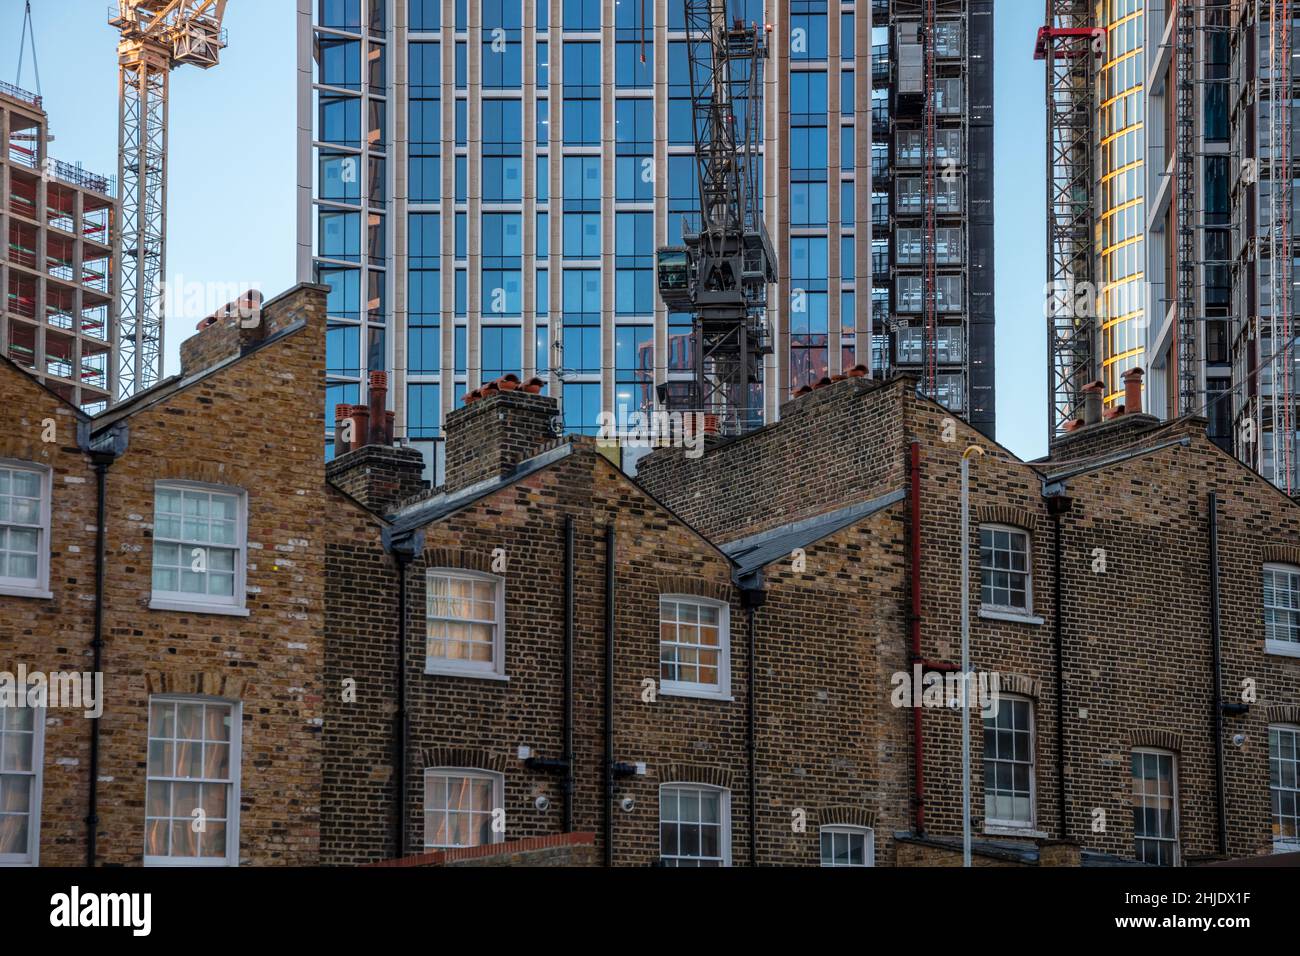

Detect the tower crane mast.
xmin=656 ymin=0 xmax=776 ymax=436
xmin=109 ymin=1 xmax=228 ymax=399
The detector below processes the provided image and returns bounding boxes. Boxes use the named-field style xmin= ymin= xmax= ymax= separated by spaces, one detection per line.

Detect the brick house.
xmin=5 ymin=278 xmax=1296 ymax=868
xmin=323 ymin=388 xmax=758 ymax=866
xmin=0 ymin=282 xmax=332 ymax=866
xmin=639 ymin=373 xmax=1300 ymax=865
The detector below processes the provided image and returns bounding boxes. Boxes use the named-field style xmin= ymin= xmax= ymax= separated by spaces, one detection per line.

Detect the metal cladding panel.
xmin=968 ymin=0 xmax=995 ymax=440
xmin=968 ymin=122 xmax=995 ymax=225
xmin=968 ymin=0 xmax=995 ymax=125
xmin=897 ymin=39 xmax=924 ymax=94
xmin=968 ymin=218 xmax=995 ymax=322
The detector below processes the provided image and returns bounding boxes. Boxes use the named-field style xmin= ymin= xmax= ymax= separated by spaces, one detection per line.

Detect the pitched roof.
xmin=720 ymin=488 xmax=907 ymax=584
xmin=91 ymin=319 xmax=307 ymax=433
xmin=385 ymin=442 xmax=573 ymax=538
xmin=0 ymin=354 xmax=91 ymax=421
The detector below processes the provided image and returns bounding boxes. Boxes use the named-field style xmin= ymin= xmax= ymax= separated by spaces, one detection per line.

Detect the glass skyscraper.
xmin=1096 ymin=0 xmax=1146 ymax=408
xmin=298 ymin=0 xmax=995 ymax=479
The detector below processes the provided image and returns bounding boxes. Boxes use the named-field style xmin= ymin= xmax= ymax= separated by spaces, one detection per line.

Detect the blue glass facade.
xmin=304 ymin=0 xmax=995 ymax=478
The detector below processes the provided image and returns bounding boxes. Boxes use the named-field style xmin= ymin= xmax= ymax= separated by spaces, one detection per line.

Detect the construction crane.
xmin=1035 ymin=1 xmax=1101 ymax=437
xmin=656 ymin=1 xmax=775 ymax=437
xmin=109 ymin=1 xmax=228 ymax=399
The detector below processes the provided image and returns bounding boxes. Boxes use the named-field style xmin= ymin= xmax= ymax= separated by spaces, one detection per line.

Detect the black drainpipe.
xmin=1208 ymin=492 xmax=1228 ymax=856
xmin=603 ymin=523 xmax=616 ymax=864
xmin=382 ymin=528 xmax=423 ymax=858
xmin=82 ymin=421 xmax=126 ymax=868
xmin=563 ymin=514 xmax=576 ymax=831
xmin=86 ymin=453 xmax=110 ymax=867
xmin=740 ymin=580 xmax=766 ymax=867
xmin=393 ymin=547 xmax=411 ymax=857
xmin=1043 ymin=483 xmax=1073 ymax=842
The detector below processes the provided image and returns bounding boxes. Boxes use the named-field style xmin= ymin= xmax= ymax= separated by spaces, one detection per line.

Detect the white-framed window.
xmin=144 ymin=696 xmax=240 ymax=866
xmin=423 ymin=768 xmax=504 ymax=849
xmin=659 ymin=595 xmax=731 ymax=700
xmin=983 ymin=695 xmax=1036 ymax=830
xmin=425 ymin=570 xmax=506 ymax=677
xmin=820 ymin=825 xmax=875 ymax=867
xmin=0 ymin=699 xmax=44 ymax=866
xmin=0 ymin=460 xmax=51 ymax=599
xmin=150 ymin=482 xmax=247 ymax=615
xmin=1264 ymin=563 xmax=1300 ymax=656
xmin=979 ymin=524 xmax=1032 ymax=613
xmin=1270 ymin=724 xmax=1300 ymax=852
xmin=659 ymin=783 xmax=730 ymax=866
xmin=1131 ymin=748 xmax=1179 ymax=866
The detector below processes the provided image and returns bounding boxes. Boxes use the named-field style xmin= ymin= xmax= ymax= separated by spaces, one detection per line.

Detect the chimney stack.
xmin=443 ymin=385 xmax=560 ymax=493
xmin=368 ymin=370 xmax=389 ymax=445
xmin=1122 ymin=367 xmax=1144 ymax=415
xmin=325 ymin=372 xmax=422 ymax=513
xmin=178 ymin=288 xmax=267 ymax=376
xmin=1082 ymin=380 xmax=1104 ymax=426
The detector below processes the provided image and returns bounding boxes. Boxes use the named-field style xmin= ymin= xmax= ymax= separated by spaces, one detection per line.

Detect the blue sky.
xmin=2 ymin=0 xmax=1048 ymax=459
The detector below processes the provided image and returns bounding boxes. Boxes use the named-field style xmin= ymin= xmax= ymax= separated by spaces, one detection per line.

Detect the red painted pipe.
xmin=909 ymin=442 xmax=926 ymax=835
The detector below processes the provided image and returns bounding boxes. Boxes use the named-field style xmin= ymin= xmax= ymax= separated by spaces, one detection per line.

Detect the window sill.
xmin=149 ymin=599 xmax=250 ymax=618
xmin=660 ymin=684 xmax=734 ymax=703
xmin=0 ymin=585 xmax=53 ymax=600
xmin=424 ymin=666 xmax=510 ymax=682
xmin=143 ymin=857 xmax=238 ymax=867
xmin=979 ymin=608 xmax=1044 ymax=626
xmin=1265 ymin=640 xmax=1300 ymax=659
xmin=984 ymin=825 xmax=1046 ymax=839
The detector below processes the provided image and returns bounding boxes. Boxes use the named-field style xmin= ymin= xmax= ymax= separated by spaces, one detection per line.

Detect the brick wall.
xmin=0 ymin=283 xmax=338 ymax=866
xmin=637 ymin=374 xmax=1300 ymax=865
xmin=326 ymin=445 xmax=428 ymax=516
xmin=366 ymin=832 xmax=598 ymax=866
xmin=1042 ymin=412 xmax=1170 ymax=463
xmin=636 ymin=377 xmax=907 ymax=541
xmin=0 ymin=367 xmax=97 ymax=866
xmin=178 ymin=286 xmax=309 ymax=377
xmin=323 ymin=437 xmax=753 ymax=866
xmin=747 ymin=508 xmax=912 ymax=865
xmin=443 ymin=390 xmax=560 ymax=493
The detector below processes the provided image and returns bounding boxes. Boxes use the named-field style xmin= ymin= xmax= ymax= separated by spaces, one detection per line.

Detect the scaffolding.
xmin=1229 ymin=0 xmax=1298 ymax=494
xmin=1 ymin=86 xmax=118 ymax=410
xmin=892 ymin=0 xmax=973 ymax=417
xmin=1036 ymin=1 xmax=1099 ymax=435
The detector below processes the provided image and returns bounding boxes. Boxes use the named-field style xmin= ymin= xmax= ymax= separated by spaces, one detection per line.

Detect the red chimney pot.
xmin=1121 ymin=367 xmax=1144 ymax=415
xmin=368 ymin=371 xmax=388 ymax=445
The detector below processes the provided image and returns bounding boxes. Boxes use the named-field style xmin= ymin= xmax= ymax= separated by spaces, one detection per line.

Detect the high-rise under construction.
xmin=299 ymin=0 xmax=997 ymax=479
xmin=1041 ymin=0 xmax=1299 ymax=495
xmin=0 ymin=84 xmax=117 ymax=412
